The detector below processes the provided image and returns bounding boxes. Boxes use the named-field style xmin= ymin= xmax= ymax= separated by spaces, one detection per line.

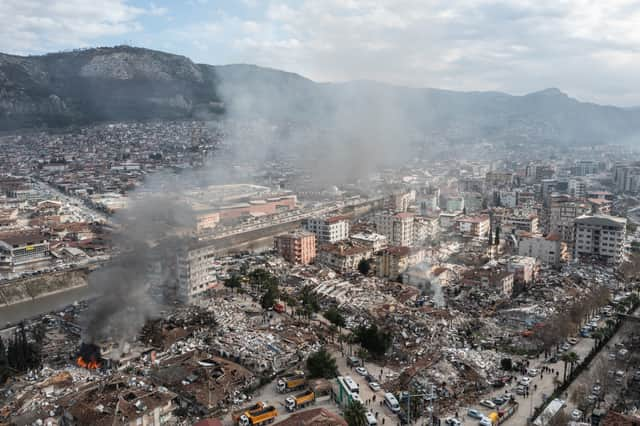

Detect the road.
xmin=456 ymin=337 xmax=596 ymax=426
xmin=33 ymin=179 xmax=112 ymax=224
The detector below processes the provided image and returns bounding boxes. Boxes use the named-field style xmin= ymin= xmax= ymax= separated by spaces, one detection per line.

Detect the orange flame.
xmin=77 ymin=356 xmax=100 ymax=369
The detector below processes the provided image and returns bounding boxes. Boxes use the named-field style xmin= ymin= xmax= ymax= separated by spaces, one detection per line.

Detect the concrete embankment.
xmin=0 ymin=269 xmax=89 ymax=308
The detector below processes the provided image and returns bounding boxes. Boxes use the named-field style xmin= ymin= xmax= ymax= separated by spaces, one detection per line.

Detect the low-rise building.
xmin=517 ymin=233 xmax=568 ymax=266
xmin=316 ymin=242 xmax=373 ymax=273
xmin=0 ymin=230 xmax=50 ymax=272
xmin=350 ymin=232 xmax=388 ymax=252
xmin=504 ymin=255 xmax=538 ymax=284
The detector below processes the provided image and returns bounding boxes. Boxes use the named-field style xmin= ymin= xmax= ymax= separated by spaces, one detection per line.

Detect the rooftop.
xmin=575 ymin=215 xmax=627 ymax=227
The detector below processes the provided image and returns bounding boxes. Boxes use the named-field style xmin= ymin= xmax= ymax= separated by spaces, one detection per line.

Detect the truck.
xmin=277 ymin=371 xmax=306 ymax=393
xmin=239 ymin=405 xmax=278 ymax=426
xmin=285 ymin=389 xmax=315 ymax=411
xmin=232 ymin=401 xmax=265 ymax=424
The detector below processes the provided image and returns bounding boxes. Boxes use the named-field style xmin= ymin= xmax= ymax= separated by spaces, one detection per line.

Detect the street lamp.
xmin=406 ymin=385 xmax=437 ymax=425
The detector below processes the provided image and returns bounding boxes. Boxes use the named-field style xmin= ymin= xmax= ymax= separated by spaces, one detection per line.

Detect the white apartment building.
xmin=518 ymin=233 xmax=568 ymax=266
xmin=574 ymin=215 xmax=627 ymax=264
xmin=502 ymin=214 xmax=540 ymax=234
xmin=350 ymin=232 xmax=388 ymax=252
xmin=303 ymin=216 xmax=350 ymax=244
xmin=568 ymin=178 xmax=587 ymax=198
xmin=374 ymin=212 xmax=414 ymax=247
xmin=177 ymin=243 xmax=218 ymax=303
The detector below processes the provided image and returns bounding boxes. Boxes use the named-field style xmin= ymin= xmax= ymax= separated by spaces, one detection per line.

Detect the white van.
xmin=384 ymin=392 xmax=400 ymax=413
xmin=366 ymin=411 xmax=378 ymax=425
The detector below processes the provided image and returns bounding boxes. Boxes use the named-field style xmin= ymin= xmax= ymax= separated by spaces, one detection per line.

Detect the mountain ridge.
xmin=1 ymin=45 xmax=639 ymax=145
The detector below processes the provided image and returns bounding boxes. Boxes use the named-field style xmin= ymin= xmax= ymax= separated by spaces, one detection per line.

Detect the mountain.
xmin=1 ymin=45 xmax=639 ymax=145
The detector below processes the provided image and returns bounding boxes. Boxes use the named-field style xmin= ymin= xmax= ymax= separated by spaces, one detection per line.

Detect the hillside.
xmin=1 ymin=45 xmax=639 ymax=145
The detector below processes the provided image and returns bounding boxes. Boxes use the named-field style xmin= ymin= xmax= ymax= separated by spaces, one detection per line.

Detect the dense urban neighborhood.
xmin=0 ymin=117 xmax=639 ymax=426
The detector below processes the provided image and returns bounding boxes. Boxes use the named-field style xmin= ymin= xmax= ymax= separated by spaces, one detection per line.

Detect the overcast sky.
xmin=2 ymin=0 xmax=640 ymax=106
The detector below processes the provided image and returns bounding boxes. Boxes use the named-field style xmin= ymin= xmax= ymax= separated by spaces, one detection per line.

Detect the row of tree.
xmin=0 ymin=324 xmax=43 ymax=384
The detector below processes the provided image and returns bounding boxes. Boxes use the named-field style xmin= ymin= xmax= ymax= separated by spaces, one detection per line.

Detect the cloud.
xmin=208 ymin=0 xmax=640 ymax=105
xmin=0 ymin=0 xmax=145 ymax=53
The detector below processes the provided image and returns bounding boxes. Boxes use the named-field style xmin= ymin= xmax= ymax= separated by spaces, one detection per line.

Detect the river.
xmin=0 ymin=286 xmax=95 ymax=328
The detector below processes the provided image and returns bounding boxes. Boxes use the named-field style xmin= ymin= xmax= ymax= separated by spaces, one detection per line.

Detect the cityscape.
xmin=1 ymin=3 xmax=640 ymax=426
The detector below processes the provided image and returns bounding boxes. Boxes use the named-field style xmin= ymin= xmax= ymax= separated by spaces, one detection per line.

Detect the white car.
xmin=571 ymin=409 xmax=582 ymax=421
xmin=445 ymin=418 xmax=462 ymax=426
xmin=480 ymin=399 xmax=496 ymax=409
xmin=519 ymin=377 xmax=531 ymax=386
xmin=528 ymin=368 xmax=538 ymax=377
xmin=369 ymin=382 xmax=381 ymax=392
xmin=355 ymin=367 xmax=368 ymax=376
xmin=479 ymin=417 xmax=493 ymax=426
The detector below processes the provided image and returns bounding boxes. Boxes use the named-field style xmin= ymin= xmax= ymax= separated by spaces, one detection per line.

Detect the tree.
xmin=561 ymin=352 xmax=579 ymax=382
xmin=224 ymin=274 xmax=242 ymax=292
xmin=343 ymin=401 xmax=368 ymax=426
xmin=325 ymin=307 xmax=346 ymax=328
xmin=261 ymin=285 xmax=279 ymax=309
xmin=354 ymin=324 xmax=391 ymax=358
xmin=300 ymin=285 xmax=320 ymax=319
xmin=494 ymin=225 xmax=501 ymax=246
xmin=357 ymin=258 xmax=371 ymax=275
xmin=306 ymin=347 xmax=338 ymax=378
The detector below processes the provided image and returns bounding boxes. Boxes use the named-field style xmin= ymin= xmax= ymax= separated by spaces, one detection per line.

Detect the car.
xmin=528 ymin=368 xmax=538 ymax=377
xmin=445 ymin=418 xmax=462 ymax=426
xmin=571 ymin=409 xmax=583 ymax=420
xmin=586 ymin=394 xmax=597 ymax=404
xmin=492 ymin=396 xmax=506 ymax=406
xmin=519 ymin=377 xmax=531 ymax=386
xmin=355 ymin=366 xmax=368 ymax=376
xmin=608 ymin=352 xmax=616 ymax=360
xmin=503 ymin=392 xmax=514 ymax=401
xmin=365 ymin=411 xmax=377 ymax=425
xmin=479 ymin=417 xmax=493 ymax=426
xmin=592 ymin=384 xmax=602 ymax=394
xmin=568 ymin=338 xmax=578 ymax=345
xmin=480 ymin=399 xmax=496 ymax=409
xmin=515 ymin=386 xmax=526 ymax=395
xmin=467 ymin=408 xmax=483 ymax=419
xmin=369 ymin=382 xmax=381 ymax=392
xmin=365 ymin=374 xmax=377 ymax=383
xmin=561 ymin=343 xmax=570 ymax=351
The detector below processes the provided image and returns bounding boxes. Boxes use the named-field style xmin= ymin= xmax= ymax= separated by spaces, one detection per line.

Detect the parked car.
xmin=479 ymin=417 xmax=492 ymax=426
xmin=528 ymin=368 xmax=538 ymax=377
xmin=493 ymin=396 xmax=506 ymax=406
xmin=467 ymin=408 xmax=483 ymax=419
xmin=480 ymin=400 xmax=496 ymax=409
xmin=568 ymin=338 xmax=578 ymax=345
xmin=592 ymin=384 xmax=602 ymax=394
xmin=515 ymin=386 xmax=526 ymax=395
xmin=444 ymin=418 xmax=461 ymax=426
xmin=369 ymin=382 xmax=381 ymax=392
xmin=561 ymin=343 xmax=570 ymax=351
xmin=355 ymin=367 xmax=368 ymax=376
xmin=519 ymin=377 xmax=531 ymax=386
xmin=571 ymin=409 xmax=583 ymax=421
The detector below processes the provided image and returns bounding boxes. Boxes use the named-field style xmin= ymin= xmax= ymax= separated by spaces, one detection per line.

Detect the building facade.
xmin=374 ymin=212 xmax=415 ymax=247
xmin=274 ymin=230 xmax=317 ymax=265
xmin=574 ymin=215 xmax=627 ymax=264
xmin=303 ymin=216 xmax=350 ymax=244
xmin=0 ymin=231 xmax=50 ymax=272
xmin=517 ymin=233 xmax=568 ymax=266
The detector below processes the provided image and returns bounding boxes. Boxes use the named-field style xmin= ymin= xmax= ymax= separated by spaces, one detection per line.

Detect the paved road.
xmin=455 ymin=337 xmax=595 ymax=426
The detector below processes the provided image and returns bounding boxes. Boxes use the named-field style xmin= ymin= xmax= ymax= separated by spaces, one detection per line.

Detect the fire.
xmin=76 ymin=356 xmax=100 ymax=369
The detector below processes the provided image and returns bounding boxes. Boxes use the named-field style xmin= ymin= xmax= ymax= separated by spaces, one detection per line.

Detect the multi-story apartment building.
xmin=176 ymin=242 xmax=218 ymax=303
xmin=455 ymin=215 xmax=490 ymax=238
xmin=377 ymin=246 xmax=425 ymax=280
xmin=413 ymin=215 xmax=440 ymax=243
xmin=518 ymin=233 xmax=568 ymax=266
xmin=303 ymin=216 xmax=350 ymax=244
xmin=350 ymin=232 xmax=388 ymax=252
xmin=549 ymin=196 xmax=591 ymax=243
xmin=568 ymin=178 xmax=587 ymax=198
xmin=502 ymin=213 xmax=540 ymax=234
xmin=574 ymin=215 xmax=627 ymax=264
xmin=274 ymin=230 xmax=316 ymax=265
xmin=374 ymin=212 xmax=414 ymax=247
xmin=316 ymin=242 xmax=373 ymax=273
